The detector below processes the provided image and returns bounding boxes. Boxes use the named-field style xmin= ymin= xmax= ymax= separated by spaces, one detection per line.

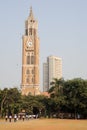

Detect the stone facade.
xmin=21 ymin=7 xmax=40 ymax=95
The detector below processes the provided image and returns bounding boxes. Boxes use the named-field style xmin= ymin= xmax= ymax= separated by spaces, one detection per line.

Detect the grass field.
xmin=0 ymin=119 xmax=87 ymax=130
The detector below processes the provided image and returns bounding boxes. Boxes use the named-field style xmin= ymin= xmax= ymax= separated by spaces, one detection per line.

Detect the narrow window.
xmin=26 ymin=78 xmax=29 ymax=83
xmin=32 ymin=77 xmax=34 ymax=83
xmin=26 ymin=69 xmax=29 ymax=74
xmin=27 ymin=56 xmax=30 ymax=64
xmin=25 ymin=29 xmax=28 ymax=35
xmin=31 ymin=56 xmax=34 ymax=64
xmin=32 ymin=69 xmax=34 ymax=74
xmin=29 ymin=28 xmax=32 ymax=35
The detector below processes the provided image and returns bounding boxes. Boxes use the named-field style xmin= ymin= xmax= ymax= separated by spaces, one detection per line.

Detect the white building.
xmin=43 ymin=63 xmax=49 ymax=92
xmin=43 ymin=56 xmax=62 ymax=91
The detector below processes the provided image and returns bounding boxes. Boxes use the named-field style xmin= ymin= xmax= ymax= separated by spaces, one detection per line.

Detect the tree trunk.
xmin=75 ymin=108 xmax=77 ymax=119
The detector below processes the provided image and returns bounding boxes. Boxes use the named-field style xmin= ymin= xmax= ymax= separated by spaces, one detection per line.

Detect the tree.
xmin=64 ymin=78 xmax=87 ymax=119
xmin=21 ymin=95 xmax=45 ymax=116
xmin=0 ymin=88 xmax=21 ymax=117
xmin=49 ymin=78 xmax=64 ymax=97
xmin=0 ymin=88 xmax=8 ymax=117
xmin=48 ymin=78 xmax=65 ymax=118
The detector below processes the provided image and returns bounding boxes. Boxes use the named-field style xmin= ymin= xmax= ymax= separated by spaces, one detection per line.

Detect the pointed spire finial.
xmin=29 ymin=6 xmax=34 ymax=19
xmin=30 ymin=6 xmax=32 ymax=15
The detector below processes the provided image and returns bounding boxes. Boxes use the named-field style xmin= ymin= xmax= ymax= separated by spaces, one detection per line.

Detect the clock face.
xmin=27 ymin=41 xmax=32 ymax=47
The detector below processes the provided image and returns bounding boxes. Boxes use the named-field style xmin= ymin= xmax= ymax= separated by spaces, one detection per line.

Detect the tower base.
xmin=21 ymin=85 xmax=41 ymax=96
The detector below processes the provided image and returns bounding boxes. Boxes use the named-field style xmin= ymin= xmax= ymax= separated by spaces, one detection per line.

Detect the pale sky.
xmin=0 ymin=0 xmax=87 ymax=91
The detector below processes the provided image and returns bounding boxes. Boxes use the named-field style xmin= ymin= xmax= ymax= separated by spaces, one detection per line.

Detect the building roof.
xmin=41 ymin=91 xmax=50 ymax=98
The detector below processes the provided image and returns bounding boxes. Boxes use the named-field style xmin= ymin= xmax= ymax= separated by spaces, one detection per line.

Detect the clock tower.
xmin=21 ymin=7 xmax=40 ymax=95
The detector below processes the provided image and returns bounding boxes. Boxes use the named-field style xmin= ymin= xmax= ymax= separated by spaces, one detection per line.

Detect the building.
xmin=43 ymin=56 xmax=62 ymax=91
xmin=21 ymin=7 xmax=40 ymax=95
xmin=43 ymin=63 xmax=49 ymax=92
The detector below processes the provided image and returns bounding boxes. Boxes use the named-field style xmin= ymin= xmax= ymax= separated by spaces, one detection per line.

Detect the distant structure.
xmin=43 ymin=56 xmax=62 ymax=92
xmin=21 ymin=7 xmax=40 ymax=95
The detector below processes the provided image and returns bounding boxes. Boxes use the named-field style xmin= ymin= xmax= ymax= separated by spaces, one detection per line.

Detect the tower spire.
xmin=29 ymin=6 xmax=34 ymax=19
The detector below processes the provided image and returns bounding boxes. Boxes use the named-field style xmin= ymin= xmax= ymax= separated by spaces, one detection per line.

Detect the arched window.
xmin=26 ymin=69 xmax=29 ymax=74
xmin=32 ymin=77 xmax=34 ymax=83
xmin=25 ymin=29 xmax=28 ymax=35
xmin=26 ymin=78 xmax=29 ymax=83
xmin=29 ymin=28 xmax=32 ymax=35
xmin=27 ymin=56 xmax=30 ymax=64
xmin=31 ymin=56 xmax=34 ymax=64
xmin=28 ymin=92 xmax=31 ymax=95
xmin=32 ymin=69 xmax=34 ymax=74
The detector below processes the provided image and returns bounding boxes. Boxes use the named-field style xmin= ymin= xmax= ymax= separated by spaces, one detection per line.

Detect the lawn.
xmin=0 ymin=119 xmax=87 ymax=130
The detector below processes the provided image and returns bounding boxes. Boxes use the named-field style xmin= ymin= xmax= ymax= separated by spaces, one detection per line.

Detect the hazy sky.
xmin=0 ymin=0 xmax=87 ymax=91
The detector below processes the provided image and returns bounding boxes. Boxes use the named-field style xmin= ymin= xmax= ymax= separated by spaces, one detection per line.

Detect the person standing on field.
xmin=22 ymin=115 xmax=25 ymax=121
xmin=14 ymin=114 xmax=17 ymax=122
xmin=5 ymin=115 xmax=8 ymax=121
xmin=9 ymin=115 xmax=12 ymax=122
